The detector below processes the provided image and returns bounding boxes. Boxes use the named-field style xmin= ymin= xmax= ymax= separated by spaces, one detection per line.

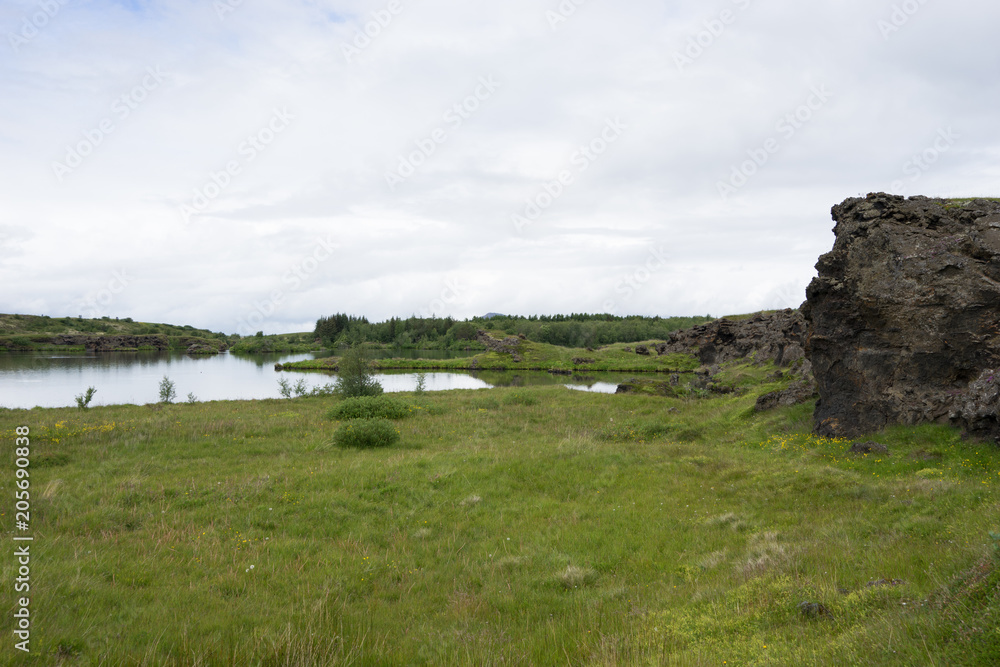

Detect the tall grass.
xmin=1 ymin=371 xmax=998 ymax=664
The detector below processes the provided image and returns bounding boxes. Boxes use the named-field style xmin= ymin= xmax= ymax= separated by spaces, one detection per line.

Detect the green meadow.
xmin=281 ymin=337 xmax=700 ymax=374
xmin=2 ymin=363 xmax=999 ymax=665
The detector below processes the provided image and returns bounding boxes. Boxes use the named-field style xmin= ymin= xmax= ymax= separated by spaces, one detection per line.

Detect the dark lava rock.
xmin=797 ymin=601 xmax=833 ymax=619
xmin=635 ymin=345 xmax=650 ymax=356
xmin=53 ymin=334 xmax=170 ymax=352
xmin=803 ymin=193 xmax=1000 ymax=440
xmin=616 ymin=378 xmax=685 ymax=397
xmin=654 ymin=309 xmax=809 ymax=368
xmin=572 ymin=357 xmax=596 ymax=365
xmin=754 ymin=377 xmax=818 ymax=412
xmin=960 ymin=369 xmax=1000 ymax=439
xmin=848 ymin=441 xmax=890 ymax=455
xmin=616 ymin=374 xmax=746 ymax=398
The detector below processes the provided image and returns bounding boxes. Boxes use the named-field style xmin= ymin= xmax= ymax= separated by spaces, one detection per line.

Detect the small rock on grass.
xmin=798 ymin=601 xmax=833 ymax=619
xmin=848 ymin=441 xmax=889 ymax=455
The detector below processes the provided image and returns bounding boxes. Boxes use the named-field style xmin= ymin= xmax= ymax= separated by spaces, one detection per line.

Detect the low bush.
xmin=327 ymin=396 xmax=413 ymax=420
xmin=332 ymin=419 xmax=400 ymax=449
xmin=8 ymin=336 xmax=35 ymax=350
xmin=75 ymin=387 xmax=97 ymax=409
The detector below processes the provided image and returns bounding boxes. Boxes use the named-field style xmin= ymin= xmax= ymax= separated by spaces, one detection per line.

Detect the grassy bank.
xmin=229 ymin=333 xmax=319 ymax=354
xmin=2 ymin=367 xmax=999 ymax=664
xmin=280 ymin=338 xmax=701 ymax=374
xmin=0 ymin=314 xmax=231 ymax=353
xmin=0 ymin=314 xmax=224 ymax=339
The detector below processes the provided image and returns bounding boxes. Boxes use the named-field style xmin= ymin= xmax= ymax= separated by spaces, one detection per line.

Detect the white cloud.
xmin=2 ymin=0 xmax=999 ymax=333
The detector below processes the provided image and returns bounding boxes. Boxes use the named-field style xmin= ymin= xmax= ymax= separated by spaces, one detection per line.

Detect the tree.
xmin=334 ymin=346 xmax=383 ymax=398
xmin=448 ymin=321 xmax=478 ymax=341
xmin=159 ymin=376 xmax=177 ymax=403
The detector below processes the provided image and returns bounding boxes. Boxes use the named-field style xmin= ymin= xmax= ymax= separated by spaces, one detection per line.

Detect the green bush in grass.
xmin=327 ymin=396 xmax=413 ymax=421
xmin=334 ymin=345 xmax=383 ymax=398
xmin=332 ymin=419 xmax=400 ymax=449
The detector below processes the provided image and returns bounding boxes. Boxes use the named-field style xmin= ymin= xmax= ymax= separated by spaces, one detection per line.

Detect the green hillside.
xmin=0 ymin=314 xmax=230 ymax=352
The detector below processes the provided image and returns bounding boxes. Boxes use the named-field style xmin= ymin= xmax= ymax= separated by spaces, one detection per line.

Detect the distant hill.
xmin=0 ymin=313 xmax=224 ymax=339
xmin=0 ymin=313 xmax=234 ymax=352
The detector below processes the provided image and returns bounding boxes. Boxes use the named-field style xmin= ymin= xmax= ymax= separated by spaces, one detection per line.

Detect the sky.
xmin=2 ymin=0 xmax=999 ymax=335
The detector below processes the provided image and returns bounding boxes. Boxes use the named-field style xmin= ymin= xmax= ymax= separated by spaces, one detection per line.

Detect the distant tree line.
xmin=313 ymin=312 xmax=714 ymax=349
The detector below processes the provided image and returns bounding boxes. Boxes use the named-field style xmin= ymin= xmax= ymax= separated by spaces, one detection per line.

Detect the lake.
xmin=0 ymin=351 xmax=626 ymax=409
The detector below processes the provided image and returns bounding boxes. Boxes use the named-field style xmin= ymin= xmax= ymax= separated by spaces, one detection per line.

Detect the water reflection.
xmin=0 ymin=351 xmax=625 ymax=409
xmin=310 ymin=348 xmax=480 ymax=361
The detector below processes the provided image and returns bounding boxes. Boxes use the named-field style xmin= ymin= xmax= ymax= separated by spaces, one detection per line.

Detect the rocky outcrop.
xmin=848 ymin=441 xmax=889 ymax=455
xmin=616 ymin=309 xmax=816 ymax=406
xmin=803 ymin=193 xmax=1000 ymax=441
xmin=52 ymin=334 xmax=171 ymax=351
xmin=753 ymin=377 xmax=818 ymax=412
xmin=176 ymin=336 xmax=227 ymax=353
xmin=654 ymin=309 xmax=810 ymax=368
xmin=615 ymin=371 xmax=730 ymax=397
xmin=476 ymin=330 xmax=524 ymax=362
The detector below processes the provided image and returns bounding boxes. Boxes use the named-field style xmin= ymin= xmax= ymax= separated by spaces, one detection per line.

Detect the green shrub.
xmin=328 ymin=396 xmax=413 ymax=421
xmin=334 ymin=346 xmax=383 ymax=398
xmin=9 ymin=336 xmax=35 ymax=350
xmin=332 ymin=419 xmax=400 ymax=449
xmin=75 ymin=387 xmax=97 ymax=409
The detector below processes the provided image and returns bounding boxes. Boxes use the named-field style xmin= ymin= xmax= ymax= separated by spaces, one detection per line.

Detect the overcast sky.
xmin=2 ymin=0 xmax=998 ymax=335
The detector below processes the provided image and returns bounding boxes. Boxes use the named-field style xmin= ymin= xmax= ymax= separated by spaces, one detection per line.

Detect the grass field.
xmin=2 ymin=365 xmax=999 ymax=665
xmin=281 ymin=338 xmax=701 ymax=374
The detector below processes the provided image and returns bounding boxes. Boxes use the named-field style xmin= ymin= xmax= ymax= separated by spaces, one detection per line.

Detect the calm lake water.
xmin=0 ymin=351 xmax=625 ymax=409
